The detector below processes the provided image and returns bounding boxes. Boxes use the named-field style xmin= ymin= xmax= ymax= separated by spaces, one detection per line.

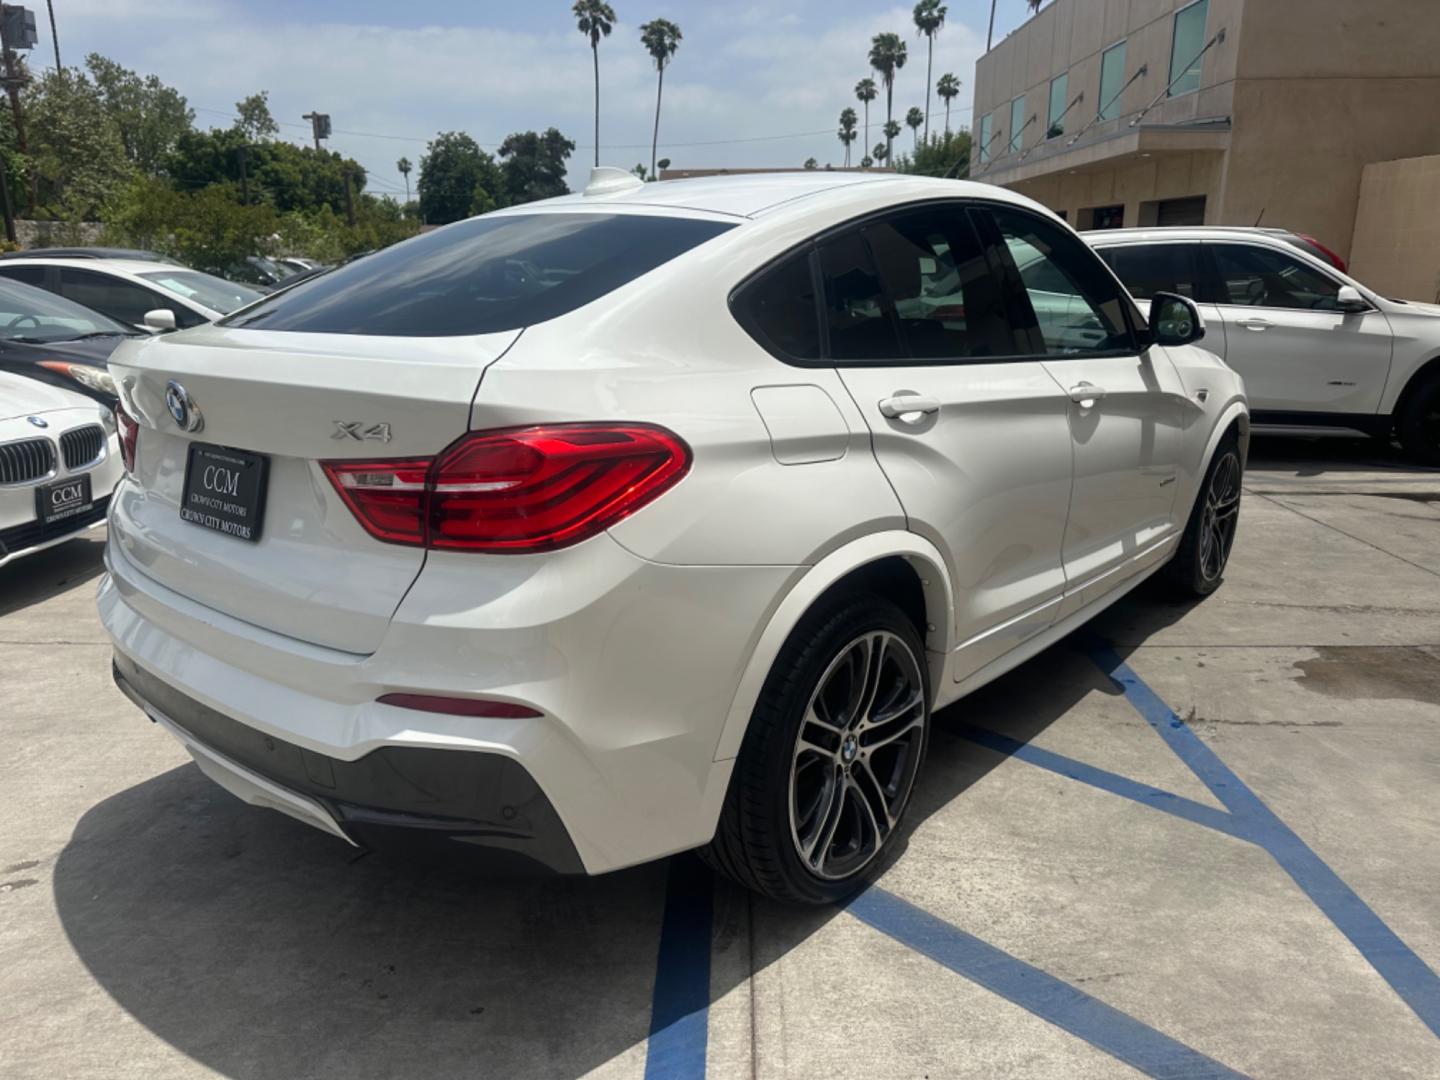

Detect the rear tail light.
xmin=1298 ymin=233 xmax=1347 ymax=274
xmin=115 ymin=402 xmax=139 ymax=473
xmin=323 ymin=423 xmax=690 ymax=553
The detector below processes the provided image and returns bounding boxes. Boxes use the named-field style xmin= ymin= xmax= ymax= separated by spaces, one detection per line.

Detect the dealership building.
xmin=970 ymin=0 xmax=1440 ymax=272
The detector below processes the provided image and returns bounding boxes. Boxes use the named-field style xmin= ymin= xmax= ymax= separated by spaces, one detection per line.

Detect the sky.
xmin=46 ymin=0 xmax=1042 ymax=198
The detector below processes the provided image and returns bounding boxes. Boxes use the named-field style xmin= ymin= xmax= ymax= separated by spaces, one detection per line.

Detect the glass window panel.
xmin=1047 ymin=73 xmax=1068 ymax=138
xmin=1098 ymin=41 xmax=1126 ymax=121
xmin=1169 ymin=0 xmax=1210 ymax=97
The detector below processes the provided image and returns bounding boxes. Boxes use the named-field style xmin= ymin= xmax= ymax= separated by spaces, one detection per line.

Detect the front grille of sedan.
xmin=0 ymin=437 xmax=56 ymax=485
xmin=60 ymin=424 xmax=106 ymax=470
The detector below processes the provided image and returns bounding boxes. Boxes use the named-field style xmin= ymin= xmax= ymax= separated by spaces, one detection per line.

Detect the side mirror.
xmin=1148 ymin=292 xmax=1205 ymax=347
xmin=1336 ymin=284 xmax=1370 ymax=314
xmin=143 ymin=308 xmax=177 ymax=332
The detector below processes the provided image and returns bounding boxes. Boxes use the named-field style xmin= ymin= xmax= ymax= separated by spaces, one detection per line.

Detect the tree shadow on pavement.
xmin=50 ymin=583 xmax=1202 ymax=1080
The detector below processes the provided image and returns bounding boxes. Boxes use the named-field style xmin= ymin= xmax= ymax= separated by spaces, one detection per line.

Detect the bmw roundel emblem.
xmin=165 ymin=380 xmax=203 ymax=433
xmin=26 ymin=415 xmax=47 ymax=428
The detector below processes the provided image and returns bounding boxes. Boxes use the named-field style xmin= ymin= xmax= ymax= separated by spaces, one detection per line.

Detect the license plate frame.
xmin=36 ymin=473 xmax=92 ymax=525
xmin=180 ymin=443 xmax=269 ymax=543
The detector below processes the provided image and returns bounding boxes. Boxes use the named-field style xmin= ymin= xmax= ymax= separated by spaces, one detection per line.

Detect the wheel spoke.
xmin=861 ymin=710 xmax=925 ymax=754
xmin=869 ymin=683 xmax=923 ymax=727
xmin=852 ymin=757 xmax=897 ymax=831
xmin=847 ymin=773 xmax=886 ymax=849
xmin=850 ymin=633 xmax=887 ymax=729
xmin=803 ymin=766 xmax=847 ymax=868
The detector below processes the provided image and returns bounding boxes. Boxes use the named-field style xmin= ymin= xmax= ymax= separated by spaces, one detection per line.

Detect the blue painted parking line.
xmin=1089 ymin=642 xmax=1440 ymax=1040
xmin=954 ymin=722 xmax=1252 ymax=840
xmin=644 ymin=856 xmax=713 ymax=1080
xmin=849 ymin=887 xmax=1249 ymax=1080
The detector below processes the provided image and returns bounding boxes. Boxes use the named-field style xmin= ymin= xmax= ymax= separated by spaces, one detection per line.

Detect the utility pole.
xmin=0 ymin=149 xmax=15 ymax=243
xmin=301 ymin=111 xmax=330 ymax=152
xmin=44 ymin=0 xmax=54 ymax=71
xmin=0 ymin=5 xmax=36 ymax=214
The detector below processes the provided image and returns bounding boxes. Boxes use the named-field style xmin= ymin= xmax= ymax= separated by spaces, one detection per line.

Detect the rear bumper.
xmin=99 ymin=530 xmax=796 ymax=874
xmin=113 ymin=653 xmax=585 ymax=874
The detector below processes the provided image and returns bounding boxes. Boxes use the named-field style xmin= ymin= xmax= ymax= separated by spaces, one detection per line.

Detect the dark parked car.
xmin=0 ymin=278 xmax=142 ymax=406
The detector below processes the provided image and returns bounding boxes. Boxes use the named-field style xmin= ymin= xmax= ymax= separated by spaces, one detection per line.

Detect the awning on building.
xmin=976 ymin=121 xmax=1231 ymax=187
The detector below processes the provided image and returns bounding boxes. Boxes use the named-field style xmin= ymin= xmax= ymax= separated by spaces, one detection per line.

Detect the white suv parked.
xmin=1086 ymin=226 xmax=1440 ymax=463
xmin=99 ymin=172 xmax=1247 ymax=903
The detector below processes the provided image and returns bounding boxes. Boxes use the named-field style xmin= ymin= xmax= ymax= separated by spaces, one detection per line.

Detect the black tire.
xmin=1168 ymin=432 xmax=1243 ymax=597
xmin=1397 ymin=375 xmax=1440 ymax=467
xmin=702 ymin=593 xmax=929 ymax=905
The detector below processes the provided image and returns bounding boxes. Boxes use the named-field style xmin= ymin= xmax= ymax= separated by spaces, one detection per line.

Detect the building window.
xmin=1085 ymin=205 xmax=1125 ymax=230
xmin=1047 ymin=73 xmax=1069 ymax=138
xmin=1169 ymin=0 xmax=1210 ymax=97
xmin=979 ymin=112 xmax=993 ymax=163
xmin=1009 ymin=95 xmax=1026 ymax=153
xmin=1098 ymin=41 xmax=1126 ymax=121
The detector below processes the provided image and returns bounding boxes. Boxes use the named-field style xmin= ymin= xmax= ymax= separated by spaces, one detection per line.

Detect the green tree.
xmin=233 ymin=91 xmax=279 ymax=141
xmin=639 ymin=18 xmax=682 ymax=181
xmin=166 ymin=129 xmax=364 ymax=216
xmin=893 ymin=128 xmax=971 ymax=178
xmin=912 ymin=1 xmax=946 ymax=141
xmin=906 ymin=106 xmax=924 ymax=149
xmin=417 ymin=130 xmax=504 ymax=224
xmin=803 ymin=157 xmax=817 ymax=170
xmin=871 ymin=141 xmax=887 ymax=164
xmin=22 ymin=68 xmax=134 ymax=220
xmin=84 ymin=54 xmax=194 ymax=175
xmin=498 ymin=128 xmax=575 ymax=203
xmin=868 ymin=32 xmax=907 ymax=163
xmin=854 ymin=77 xmax=877 ymax=156
xmin=884 ymin=119 xmax=902 ymax=150
xmin=837 ymin=106 xmax=858 ymax=167
xmin=397 ymin=156 xmax=411 ymax=202
xmin=573 ymin=0 xmax=617 ymax=168
xmin=936 ymin=73 xmax=961 ymax=133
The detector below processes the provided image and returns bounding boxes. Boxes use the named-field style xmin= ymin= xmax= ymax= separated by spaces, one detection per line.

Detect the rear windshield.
xmin=221 ymin=212 xmax=736 ymax=337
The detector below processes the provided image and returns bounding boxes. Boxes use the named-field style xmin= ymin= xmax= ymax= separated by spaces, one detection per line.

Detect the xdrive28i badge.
xmin=165 ymin=380 xmax=204 ymax=433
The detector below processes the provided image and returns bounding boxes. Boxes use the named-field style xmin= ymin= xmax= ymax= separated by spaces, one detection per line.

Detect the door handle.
xmin=1068 ymin=382 xmax=1106 ymax=407
xmin=1236 ymin=317 xmax=1272 ymax=331
xmin=878 ymin=394 xmax=941 ymax=421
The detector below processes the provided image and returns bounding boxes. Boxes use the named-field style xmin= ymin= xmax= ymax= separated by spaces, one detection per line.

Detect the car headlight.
xmin=37 ymin=360 xmax=117 ymax=396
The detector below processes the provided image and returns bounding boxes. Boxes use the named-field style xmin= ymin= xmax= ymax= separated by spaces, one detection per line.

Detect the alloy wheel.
xmin=788 ymin=630 xmax=926 ymax=881
xmin=1198 ymin=450 xmax=1242 ymax=583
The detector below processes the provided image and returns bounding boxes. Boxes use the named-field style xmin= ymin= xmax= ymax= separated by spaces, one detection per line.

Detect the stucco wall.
xmin=1347 ymin=155 xmax=1440 ymax=304
xmin=1008 ymin=149 xmax=1223 ymax=227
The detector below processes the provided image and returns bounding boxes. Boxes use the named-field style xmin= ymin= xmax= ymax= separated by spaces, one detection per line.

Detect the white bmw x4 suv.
xmin=99 ymin=172 xmax=1247 ymax=903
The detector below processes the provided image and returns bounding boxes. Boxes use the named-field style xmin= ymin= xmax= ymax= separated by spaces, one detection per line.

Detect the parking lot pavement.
xmin=1 ymin=434 xmax=1437 ymax=1080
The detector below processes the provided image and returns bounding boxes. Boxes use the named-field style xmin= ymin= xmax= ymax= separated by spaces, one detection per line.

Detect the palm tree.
xmin=884 ymin=119 xmax=902 ymax=157
xmin=854 ymin=78 xmax=877 ymax=160
xmin=905 ymin=107 xmax=924 ymax=149
xmin=936 ymin=73 xmax=961 ymax=133
xmin=868 ymin=32 xmax=907 ymax=163
xmin=573 ymin=0 xmax=617 ymax=168
xmin=396 ymin=157 xmax=412 ymax=203
xmin=838 ymin=107 xmax=858 ymax=167
xmin=912 ymin=1 xmax=946 ymax=141
xmin=872 ymin=141 xmax=888 ymax=164
xmin=640 ymin=18 xmax=682 ymax=181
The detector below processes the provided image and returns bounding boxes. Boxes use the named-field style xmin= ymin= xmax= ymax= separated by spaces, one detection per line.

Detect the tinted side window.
xmin=1211 ymin=244 xmax=1341 ymax=310
xmin=58 ymin=268 xmax=173 ymax=327
xmin=817 ymin=230 xmax=900 ymax=361
xmin=0 ymin=265 xmax=46 ymax=288
xmin=864 ymin=207 xmax=1022 ymax=360
xmin=225 ymin=213 xmax=734 ymax=336
xmin=1099 ymin=243 xmax=1203 ymax=301
xmin=988 ymin=207 xmax=1134 ymax=355
xmin=735 ymin=249 xmax=820 ymax=361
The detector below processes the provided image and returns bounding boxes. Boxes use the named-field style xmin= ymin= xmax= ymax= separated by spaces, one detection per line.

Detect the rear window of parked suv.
xmin=222 ymin=212 xmax=735 ymax=337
